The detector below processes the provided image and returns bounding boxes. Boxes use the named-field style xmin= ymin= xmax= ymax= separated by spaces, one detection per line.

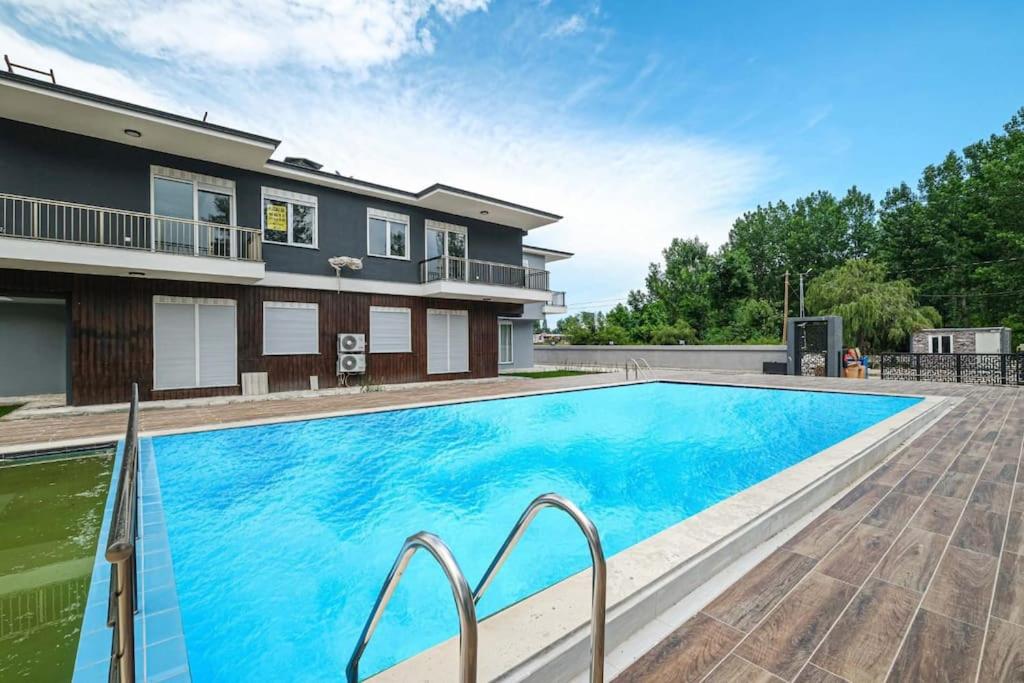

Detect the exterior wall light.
xmin=124 ymin=128 xmax=142 ymax=138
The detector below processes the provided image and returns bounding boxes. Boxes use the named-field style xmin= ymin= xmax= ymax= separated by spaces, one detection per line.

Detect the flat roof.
xmin=523 ymin=244 xmax=574 ymax=262
xmin=0 ymin=71 xmax=561 ymax=230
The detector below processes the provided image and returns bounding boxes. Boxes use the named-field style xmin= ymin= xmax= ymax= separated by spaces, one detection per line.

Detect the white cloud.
xmin=0 ymin=23 xmax=175 ymax=109
xmin=0 ymin=20 xmax=769 ymax=314
xmin=548 ymin=13 xmax=587 ymax=37
xmin=5 ymin=0 xmax=489 ymax=71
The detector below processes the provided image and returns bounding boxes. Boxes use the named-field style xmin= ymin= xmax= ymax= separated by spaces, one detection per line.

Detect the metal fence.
xmin=877 ymin=353 xmax=1024 ymax=386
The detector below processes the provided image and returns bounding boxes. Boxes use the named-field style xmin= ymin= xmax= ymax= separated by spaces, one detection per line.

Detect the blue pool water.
xmin=151 ymin=382 xmax=918 ymax=680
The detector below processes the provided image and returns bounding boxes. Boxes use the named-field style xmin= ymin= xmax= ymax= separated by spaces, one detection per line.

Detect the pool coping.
xmin=73 ymin=439 xmax=191 ymax=682
xmin=369 ymin=386 xmax=954 ymax=682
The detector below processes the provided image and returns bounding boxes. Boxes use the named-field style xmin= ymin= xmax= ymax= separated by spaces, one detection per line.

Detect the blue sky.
xmin=2 ymin=1 xmax=1022 ymax=313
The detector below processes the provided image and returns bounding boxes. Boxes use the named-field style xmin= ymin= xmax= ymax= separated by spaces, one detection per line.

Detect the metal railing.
xmin=626 ymin=357 xmax=653 ymax=380
xmin=0 ymin=192 xmax=262 ymax=262
xmin=548 ymin=290 xmax=566 ymax=307
xmin=106 ymin=383 xmax=141 ymax=683
xmin=474 ymin=493 xmax=607 ymax=683
xmin=419 ymin=255 xmax=550 ymax=290
xmin=877 ymin=352 xmax=1024 ymax=385
xmin=346 ymin=532 xmax=477 ymax=683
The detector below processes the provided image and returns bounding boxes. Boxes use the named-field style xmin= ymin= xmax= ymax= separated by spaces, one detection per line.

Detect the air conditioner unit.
xmin=338 ymin=333 xmax=365 ymax=353
xmin=338 ymin=353 xmax=366 ymax=374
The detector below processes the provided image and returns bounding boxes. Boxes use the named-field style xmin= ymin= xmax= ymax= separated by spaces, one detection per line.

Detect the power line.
xmin=893 ymin=255 xmax=1024 ymax=275
xmin=918 ymin=288 xmax=1024 ymax=299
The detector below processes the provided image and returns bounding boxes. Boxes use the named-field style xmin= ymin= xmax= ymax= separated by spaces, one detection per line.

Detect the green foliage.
xmin=805 ymin=260 xmax=941 ymax=351
xmin=562 ymin=107 xmax=1022 ymax=350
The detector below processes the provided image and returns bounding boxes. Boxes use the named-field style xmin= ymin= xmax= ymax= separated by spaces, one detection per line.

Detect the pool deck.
xmin=3 ymin=371 xmax=1021 ymax=682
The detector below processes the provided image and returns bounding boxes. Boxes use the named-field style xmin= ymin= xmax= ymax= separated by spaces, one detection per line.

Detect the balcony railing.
xmin=0 ymin=192 xmax=262 ymax=262
xmin=420 ymin=255 xmax=549 ymax=290
xmin=548 ymin=291 xmax=566 ymax=307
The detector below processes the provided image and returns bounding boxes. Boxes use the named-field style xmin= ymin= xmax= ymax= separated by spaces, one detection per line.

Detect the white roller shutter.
xmin=426 ymin=309 xmax=469 ymax=374
xmin=448 ymin=311 xmax=469 ymax=373
xmin=153 ymin=297 xmax=236 ymax=390
xmin=198 ymin=304 xmax=237 ymax=386
xmin=427 ymin=310 xmax=449 ymax=374
xmin=154 ymin=302 xmax=197 ymax=390
xmin=264 ymin=302 xmax=319 ymax=355
xmin=370 ymin=307 xmax=411 ymax=353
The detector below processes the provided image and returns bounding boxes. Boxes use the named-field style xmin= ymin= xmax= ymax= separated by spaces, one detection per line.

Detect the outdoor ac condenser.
xmin=338 ymin=353 xmax=366 ymax=374
xmin=338 ymin=333 xmax=365 ymax=352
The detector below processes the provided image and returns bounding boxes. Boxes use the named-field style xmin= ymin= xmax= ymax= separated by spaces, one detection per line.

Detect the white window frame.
xmin=367 ymin=208 xmax=410 ymax=260
xmin=929 ymin=334 xmax=953 ymax=354
xmin=152 ymin=295 xmax=237 ymax=390
xmin=150 ymin=165 xmax=236 ymax=224
xmin=425 ymin=219 xmax=469 ymax=261
xmin=369 ymin=306 xmax=412 ymax=354
xmin=498 ymin=320 xmax=514 ymax=365
xmin=427 ymin=308 xmax=470 ymax=375
xmin=261 ymin=187 xmax=319 ymax=249
xmin=262 ymin=301 xmax=320 ymax=356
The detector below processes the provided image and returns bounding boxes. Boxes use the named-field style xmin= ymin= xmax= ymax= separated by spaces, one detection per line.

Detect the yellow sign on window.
xmin=265 ymin=204 xmax=288 ymax=232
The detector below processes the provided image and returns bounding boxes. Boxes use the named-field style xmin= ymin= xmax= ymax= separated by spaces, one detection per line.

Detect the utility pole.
xmin=799 ymin=268 xmax=812 ymax=317
xmin=782 ymin=271 xmax=789 ymax=343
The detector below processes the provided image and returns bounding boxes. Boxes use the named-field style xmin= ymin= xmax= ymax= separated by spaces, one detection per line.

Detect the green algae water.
xmin=0 ymin=450 xmax=113 ymax=681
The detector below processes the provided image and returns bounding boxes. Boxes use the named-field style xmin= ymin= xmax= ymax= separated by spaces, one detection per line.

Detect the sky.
xmin=1 ymin=1 xmax=1023 ymax=317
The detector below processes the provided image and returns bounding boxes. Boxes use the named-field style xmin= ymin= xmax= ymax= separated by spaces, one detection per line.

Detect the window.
xmin=425 ymin=219 xmax=467 ymax=280
xmin=263 ymin=302 xmax=319 ymax=355
xmin=499 ymin=321 xmax=513 ymax=364
xmin=151 ymin=167 xmax=235 ymax=256
xmin=427 ymin=309 xmax=469 ymax=374
xmin=262 ymin=187 xmax=317 ymax=247
xmin=929 ymin=334 xmax=952 ymax=354
xmin=370 ymin=307 xmax=412 ymax=353
xmin=153 ymin=296 xmax=237 ymax=390
xmin=367 ymin=208 xmax=409 ymax=259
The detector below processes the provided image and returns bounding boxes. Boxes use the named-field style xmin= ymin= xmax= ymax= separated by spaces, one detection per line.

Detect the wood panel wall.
xmin=0 ymin=268 xmax=521 ymax=405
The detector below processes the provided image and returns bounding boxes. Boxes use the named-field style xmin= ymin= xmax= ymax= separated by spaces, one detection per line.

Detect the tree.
xmin=805 ymin=260 xmax=941 ymax=351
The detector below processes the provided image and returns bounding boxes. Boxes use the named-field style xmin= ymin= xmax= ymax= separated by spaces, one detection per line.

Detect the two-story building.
xmin=0 ymin=71 xmax=570 ymax=406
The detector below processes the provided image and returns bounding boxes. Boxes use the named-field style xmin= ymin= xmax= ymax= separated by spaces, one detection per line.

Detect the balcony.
xmin=418 ymin=255 xmax=552 ymax=304
xmin=0 ymin=193 xmax=264 ymax=283
xmin=544 ymin=290 xmax=567 ymax=314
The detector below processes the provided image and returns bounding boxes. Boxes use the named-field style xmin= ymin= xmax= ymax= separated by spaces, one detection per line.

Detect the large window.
xmin=427 ymin=309 xmax=469 ymax=374
xmin=262 ymin=187 xmax=317 ymax=247
xmin=499 ymin=321 xmax=513 ymax=365
xmin=151 ymin=166 xmax=235 ymax=257
xmin=367 ymin=208 xmax=409 ymax=259
xmin=263 ymin=302 xmax=319 ymax=355
xmin=153 ymin=296 xmax=237 ymax=390
xmin=369 ymin=306 xmax=412 ymax=353
xmin=929 ymin=334 xmax=952 ymax=354
xmin=425 ymin=219 xmax=467 ymax=280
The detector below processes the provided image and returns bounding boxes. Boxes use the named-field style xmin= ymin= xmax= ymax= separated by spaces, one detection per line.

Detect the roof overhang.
xmin=522 ymin=244 xmax=574 ymax=262
xmin=0 ymin=73 xmax=279 ymax=170
xmin=262 ymin=162 xmax=561 ymax=231
xmin=0 ymin=72 xmax=562 ymax=232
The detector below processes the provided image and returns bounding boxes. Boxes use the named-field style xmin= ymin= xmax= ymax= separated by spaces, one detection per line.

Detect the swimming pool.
xmin=148 ymin=382 xmax=919 ymax=680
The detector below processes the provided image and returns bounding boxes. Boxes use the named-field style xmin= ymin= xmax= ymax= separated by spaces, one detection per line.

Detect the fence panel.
xmin=878 ymin=352 xmax=1024 ymax=386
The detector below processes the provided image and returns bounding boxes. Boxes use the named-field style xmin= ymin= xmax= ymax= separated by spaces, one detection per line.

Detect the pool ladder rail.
xmin=345 ymin=493 xmax=607 ymax=683
xmin=627 ymin=357 xmax=653 ymax=380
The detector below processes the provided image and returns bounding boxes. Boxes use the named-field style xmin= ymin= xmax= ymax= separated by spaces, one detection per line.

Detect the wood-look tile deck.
xmin=617 ymin=379 xmax=1024 ymax=683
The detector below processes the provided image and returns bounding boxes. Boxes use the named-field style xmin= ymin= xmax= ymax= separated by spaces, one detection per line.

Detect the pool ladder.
xmin=346 ymin=493 xmax=607 ymax=683
xmin=627 ymin=357 xmax=653 ymax=380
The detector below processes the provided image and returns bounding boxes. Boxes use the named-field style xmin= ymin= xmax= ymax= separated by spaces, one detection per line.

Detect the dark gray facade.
xmin=0 ymin=118 xmax=526 ymax=282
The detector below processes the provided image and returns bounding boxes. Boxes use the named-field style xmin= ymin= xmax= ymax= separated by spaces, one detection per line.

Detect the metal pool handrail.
xmin=105 ymin=383 xmax=141 ymax=683
xmin=473 ymin=493 xmax=607 ymax=683
xmin=346 ymin=532 xmax=478 ymax=683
